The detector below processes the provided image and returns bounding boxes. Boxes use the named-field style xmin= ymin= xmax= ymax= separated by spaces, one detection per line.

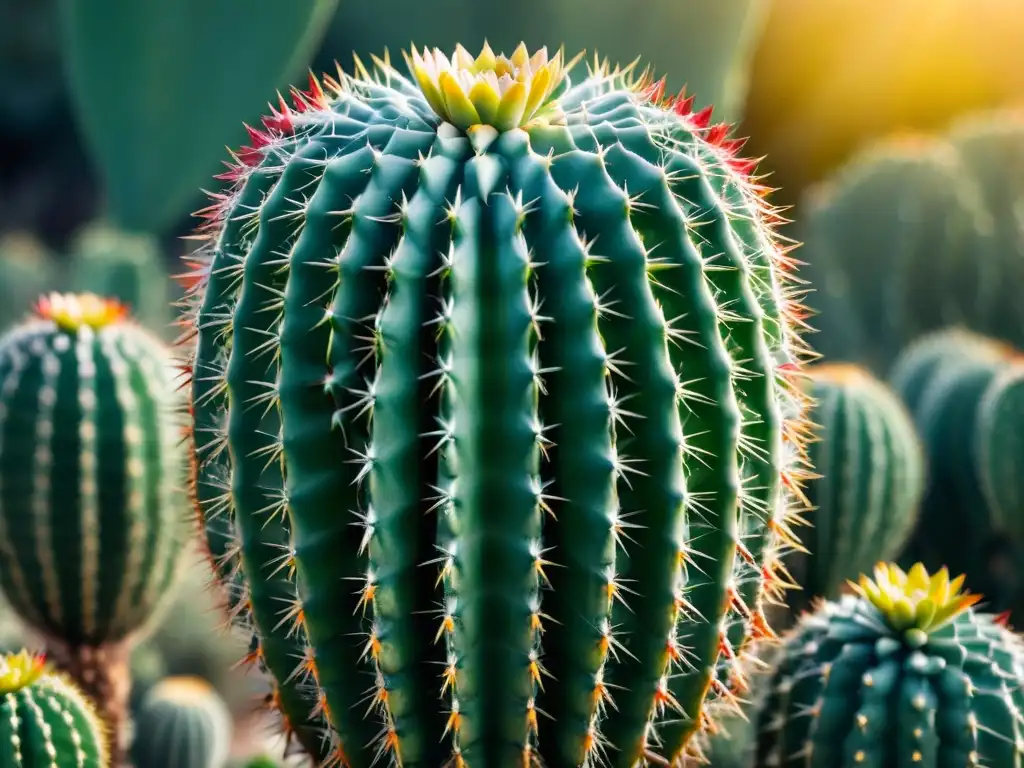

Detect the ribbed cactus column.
xmin=754 ymin=563 xmax=1024 ymax=767
xmin=0 ymin=649 xmax=108 ymax=767
xmin=790 ymin=364 xmax=925 ymax=614
xmin=0 ymin=293 xmax=190 ymax=764
xmin=182 ymin=42 xmax=812 ymax=767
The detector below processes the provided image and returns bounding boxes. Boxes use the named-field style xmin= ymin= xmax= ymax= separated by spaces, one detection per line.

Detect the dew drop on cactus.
xmin=0 ymin=292 xmax=191 ymax=759
xmin=181 ymin=42 xmax=813 ymax=767
xmin=754 ymin=562 xmax=1024 ymax=768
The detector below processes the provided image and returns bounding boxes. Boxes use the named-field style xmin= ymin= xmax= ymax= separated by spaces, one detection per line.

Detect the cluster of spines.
xmin=178 ymin=47 xmax=814 ymax=768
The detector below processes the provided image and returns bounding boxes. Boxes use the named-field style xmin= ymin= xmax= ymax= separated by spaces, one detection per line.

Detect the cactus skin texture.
xmin=131 ymin=676 xmax=233 ymax=768
xmin=753 ymin=562 xmax=1024 ymax=768
xmin=0 ymin=293 xmax=190 ymax=763
xmin=67 ymin=223 xmax=174 ymax=338
xmin=0 ymin=649 xmax=107 ymax=767
xmin=791 ymin=364 xmax=924 ymax=614
xmin=181 ymin=42 xmax=812 ymax=768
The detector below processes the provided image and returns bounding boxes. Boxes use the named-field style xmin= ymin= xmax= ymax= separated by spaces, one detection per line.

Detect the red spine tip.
xmin=691 ymin=105 xmax=714 ymax=129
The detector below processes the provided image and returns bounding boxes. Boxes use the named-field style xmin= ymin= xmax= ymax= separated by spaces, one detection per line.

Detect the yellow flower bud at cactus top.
xmin=848 ymin=562 xmax=981 ymax=634
xmin=408 ymin=42 xmax=575 ymax=132
xmin=34 ymin=291 xmax=129 ymax=331
xmin=0 ymin=648 xmax=46 ymax=693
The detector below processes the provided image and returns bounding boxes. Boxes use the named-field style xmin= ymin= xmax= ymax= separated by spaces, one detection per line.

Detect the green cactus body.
xmin=975 ymin=363 xmax=1024 ymax=542
xmin=799 ymin=139 xmax=991 ymax=373
xmin=792 ymin=364 xmax=924 ymax=612
xmin=0 ymin=293 xmax=191 ymax=759
xmin=0 ymin=650 xmax=107 ymax=767
xmin=67 ymin=223 xmax=173 ymax=337
xmin=131 ymin=676 xmax=233 ymax=768
xmin=754 ymin=562 xmax=1024 ymax=768
xmin=183 ymin=44 xmax=811 ymax=767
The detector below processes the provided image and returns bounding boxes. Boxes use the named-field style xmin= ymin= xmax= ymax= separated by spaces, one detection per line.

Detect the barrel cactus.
xmin=790 ymin=364 xmax=925 ymax=614
xmin=977 ymin=363 xmax=1024 ymax=542
xmin=0 ymin=292 xmax=191 ymax=758
xmin=182 ymin=42 xmax=812 ymax=766
xmin=0 ymin=649 xmax=107 ymax=766
xmin=753 ymin=562 xmax=1024 ymax=767
xmin=131 ymin=676 xmax=233 ymax=768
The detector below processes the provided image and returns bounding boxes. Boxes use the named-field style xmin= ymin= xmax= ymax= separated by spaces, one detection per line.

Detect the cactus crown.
xmin=149 ymin=675 xmax=216 ymax=704
xmin=407 ymin=42 xmax=575 ymax=132
xmin=0 ymin=649 xmax=46 ymax=693
xmin=849 ymin=562 xmax=981 ymax=636
xmin=34 ymin=291 xmax=128 ymax=331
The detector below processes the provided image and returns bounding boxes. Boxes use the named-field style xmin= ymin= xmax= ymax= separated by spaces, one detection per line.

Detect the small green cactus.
xmin=0 ymin=649 xmax=107 ymax=766
xmin=0 ymin=292 xmax=191 ymax=758
xmin=66 ymin=222 xmax=174 ymax=337
xmin=131 ymin=676 xmax=233 ymax=768
xmin=790 ymin=364 xmax=925 ymax=613
xmin=182 ymin=42 xmax=813 ymax=766
xmin=753 ymin=562 xmax=1024 ymax=767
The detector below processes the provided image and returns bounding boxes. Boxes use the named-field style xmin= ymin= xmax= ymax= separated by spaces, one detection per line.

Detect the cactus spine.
xmin=792 ymin=364 xmax=925 ymax=613
xmin=131 ymin=676 xmax=233 ymax=768
xmin=0 ymin=293 xmax=190 ymax=762
xmin=753 ymin=562 xmax=1024 ymax=767
xmin=182 ymin=42 xmax=812 ymax=767
xmin=0 ymin=649 xmax=107 ymax=767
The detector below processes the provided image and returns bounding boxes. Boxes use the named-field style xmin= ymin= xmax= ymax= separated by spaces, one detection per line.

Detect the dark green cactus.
xmin=753 ymin=562 xmax=1024 ymax=768
xmin=800 ymin=138 xmax=992 ymax=373
xmin=0 ymin=292 xmax=191 ymax=758
xmin=789 ymin=363 xmax=924 ymax=614
xmin=67 ymin=222 xmax=174 ymax=337
xmin=0 ymin=233 xmax=59 ymax=332
xmin=131 ymin=676 xmax=233 ymax=768
xmin=0 ymin=650 xmax=107 ymax=766
xmin=182 ymin=43 xmax=813 ymax=767
xmin=889 ymin=328 xmax=1022 ymax=611
xmin=975 ymin=361 xmax=1024 ymax=548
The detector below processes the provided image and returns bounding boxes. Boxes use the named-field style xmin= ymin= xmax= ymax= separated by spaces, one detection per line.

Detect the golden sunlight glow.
xmin=849 ymin=562 xmax=981 ymax=635
xmin=407 ymin=42 xmax=572 ymax=132
xmin=35 ymin=292 xmax=128 ymax=331
xmin=149 ymin=676 xmax=217 ymax=705
xmin=0 ymin=650 xmax=47 ymax=694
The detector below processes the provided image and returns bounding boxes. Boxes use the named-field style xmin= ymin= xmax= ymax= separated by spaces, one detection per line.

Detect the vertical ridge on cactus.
xmin=0 ymin=292 xmax=191 ymax=762
xmin=180 ymin=42 xmax=813 ymax=767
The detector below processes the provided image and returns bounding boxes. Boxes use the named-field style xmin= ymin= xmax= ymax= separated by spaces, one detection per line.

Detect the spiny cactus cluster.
xmin=0 ymin=292 xmax=191 ymax=758
xmin=0 ymin=649 xmax=107 ymax=767
xmin=754 ymin=562 xmax=1024 ymax=767
xmin=789 ymin=364 xmax=924 ymax=614
xmin=131 ymin=676 xmax=233 ymax=768
xmin=181 ymin=42 xmax=813 ymax=767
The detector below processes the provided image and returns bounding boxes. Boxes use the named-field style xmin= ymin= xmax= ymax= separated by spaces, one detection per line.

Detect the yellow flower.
xmin=36 ymin=292 xmax=128 ymax=331
xmin=0 ymin=650 xmax=47 ymax=694
xmin=849 ymin=562 xmax=981 ymax=634
xmin=407 ymin=42 xmax=571 ymax=132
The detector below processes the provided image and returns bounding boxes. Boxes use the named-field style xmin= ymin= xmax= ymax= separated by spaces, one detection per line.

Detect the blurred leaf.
xmin=58 ymin=0 xmax=340 ymax=234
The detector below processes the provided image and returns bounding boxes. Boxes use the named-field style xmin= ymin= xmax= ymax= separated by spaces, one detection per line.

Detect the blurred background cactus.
xmin=131 ymin=676 xmax=234 ymax=768
xmin=0 ymin=0 xmax=1023 ymax=765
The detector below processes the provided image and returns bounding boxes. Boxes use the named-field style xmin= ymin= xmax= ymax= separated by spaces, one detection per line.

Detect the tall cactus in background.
xmin=799 ymin=137 xmax=991 ymax=372
xmin=977 ymin=364 xmax=1024 ymax=542
xmin=0 ymin=649 xmax=107 ymax=766
xmin=0 ymin=293 xmax=191 ymax=763
xmin=789 ymin=364 xmax=925 ymax=616
xmin=181 ymin=42 xmax=813 ymax=767
xmin=67 ymin=222 xmax=174 ymax=337
xmin=131 ymin=676 xmax=234 ymax=768
xmin=753 ymin=562 xmax=1024 ymax=767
